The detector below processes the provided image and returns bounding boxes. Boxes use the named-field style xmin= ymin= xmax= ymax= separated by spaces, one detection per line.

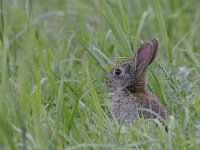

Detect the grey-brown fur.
xmin=106 ymin=38 xmax=171 ymax=124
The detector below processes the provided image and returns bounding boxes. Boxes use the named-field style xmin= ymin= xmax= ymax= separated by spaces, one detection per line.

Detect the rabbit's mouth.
xmin=106 ymin=77 xmax=114 ymax=88
xmin=105 ymin=73 xmax=116 ymax=92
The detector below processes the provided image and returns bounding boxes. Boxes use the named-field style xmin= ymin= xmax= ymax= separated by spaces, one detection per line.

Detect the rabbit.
xmin=106 ymin=38 xmax=171 ymax=125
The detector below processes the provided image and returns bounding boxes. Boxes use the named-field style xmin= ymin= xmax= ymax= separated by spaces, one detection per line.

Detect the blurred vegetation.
xmin=0 ymin=0 xmax=200 ymax=149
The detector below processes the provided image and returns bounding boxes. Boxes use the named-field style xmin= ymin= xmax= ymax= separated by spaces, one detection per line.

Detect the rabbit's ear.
xmin=133 ymin=38 xmax=159 ymax=73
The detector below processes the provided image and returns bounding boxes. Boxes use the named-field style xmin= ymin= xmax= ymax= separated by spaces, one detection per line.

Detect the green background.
xmin=0 ymin=0 xmax=200 ymax=149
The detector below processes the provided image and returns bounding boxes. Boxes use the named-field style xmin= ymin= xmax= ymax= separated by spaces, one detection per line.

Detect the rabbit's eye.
xmin=114 ymin=69 xmax=122 ymax=76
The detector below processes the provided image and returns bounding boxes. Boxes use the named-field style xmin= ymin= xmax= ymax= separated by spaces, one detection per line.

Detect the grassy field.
xmin=1 ymin=0 xmax=200 ymax=149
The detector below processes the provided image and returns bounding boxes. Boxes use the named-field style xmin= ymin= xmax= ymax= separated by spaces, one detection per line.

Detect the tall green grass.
xmin=0 ymin=0 xmax=200 ymax=149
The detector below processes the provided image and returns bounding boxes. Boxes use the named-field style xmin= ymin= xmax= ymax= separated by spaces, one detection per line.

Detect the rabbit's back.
xmin=110 ymin=90 xmax=170 ymax=124
xmin=135 ymin=92 xmax=171 ymax=119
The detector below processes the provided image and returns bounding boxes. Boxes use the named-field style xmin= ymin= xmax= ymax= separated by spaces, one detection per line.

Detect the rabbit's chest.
xmin=110 ymin=90 xmax=141 ymax=123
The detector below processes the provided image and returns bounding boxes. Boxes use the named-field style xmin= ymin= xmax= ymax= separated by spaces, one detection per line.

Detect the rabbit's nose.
xmin=107 ymin=80 xmax=112 ymax=84
xmin=106 ymin=78 xmax=114 ymax=87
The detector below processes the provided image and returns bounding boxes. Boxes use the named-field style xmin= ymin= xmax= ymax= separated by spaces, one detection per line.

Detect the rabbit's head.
xmin=106 ymin=38 xmax=159 ymax=92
